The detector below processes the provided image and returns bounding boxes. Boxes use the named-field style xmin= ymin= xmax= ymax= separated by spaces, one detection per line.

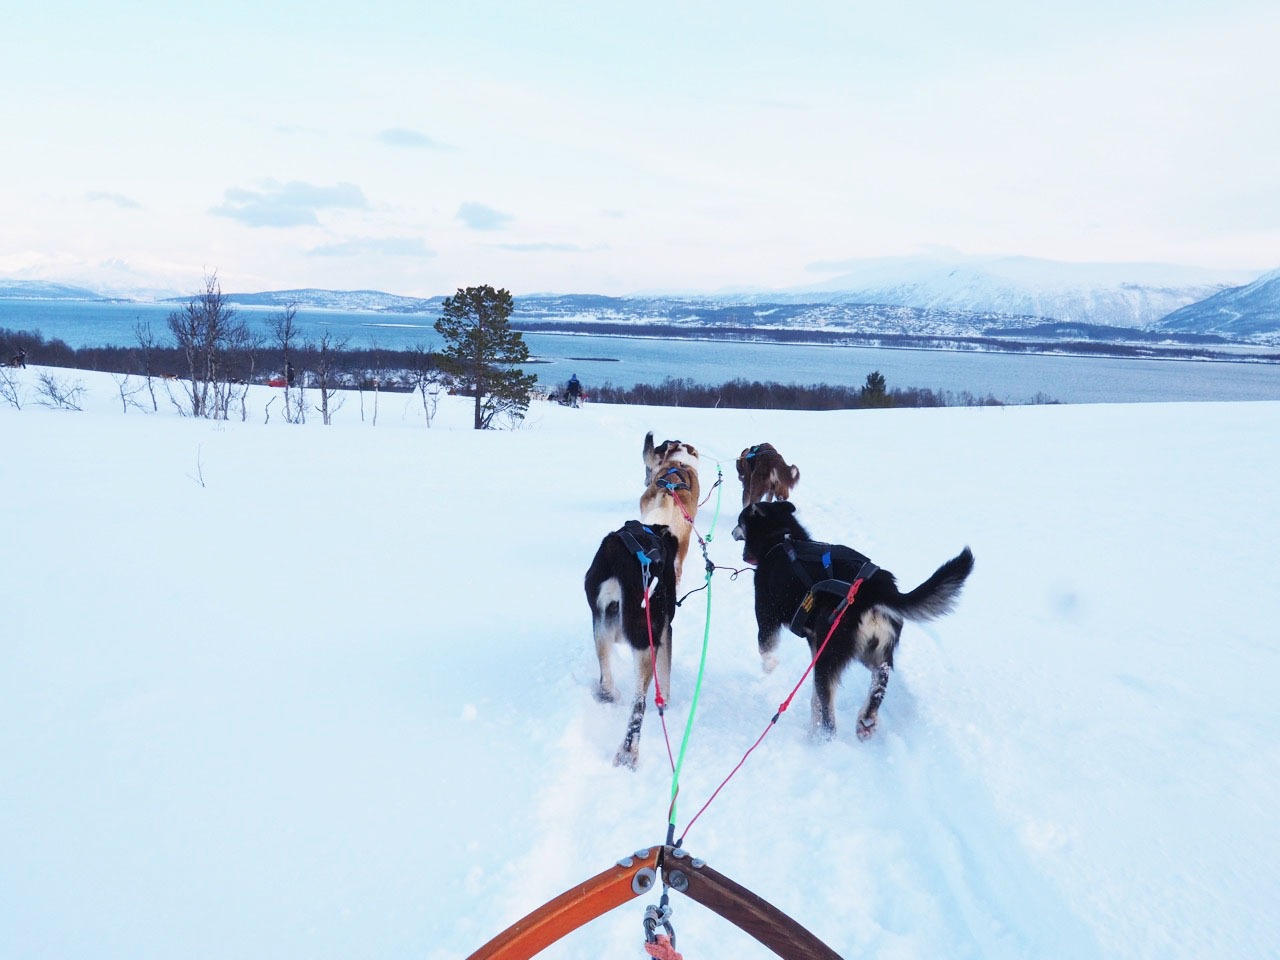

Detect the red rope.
xmin=678 ymin=577 xmax=866 ymax=842
xmin=645 ymin=934 xmax=684 ymax=960
xmin=643 ymin=569 xmax=678 ymax=774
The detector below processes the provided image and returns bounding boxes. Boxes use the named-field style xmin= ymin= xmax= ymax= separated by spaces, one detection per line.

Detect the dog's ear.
xmin=779 ymin=501 xmax=797 ymax=515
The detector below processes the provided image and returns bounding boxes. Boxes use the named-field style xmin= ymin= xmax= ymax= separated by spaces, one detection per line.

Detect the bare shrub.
xmin=35 ymin=372 xmax=85 ymax=410
xmin=0 ymin=368 xmax=23 ymax=409
xmin=112 ymin=373 xmax=148 ymax=413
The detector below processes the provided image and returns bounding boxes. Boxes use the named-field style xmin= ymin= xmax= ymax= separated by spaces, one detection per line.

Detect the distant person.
xmin=566 ymin=373 xmax=582 ymax=407
xmin=9 ymin=347 xmax=26 ymax=368
xmin=286 ymin=360 xmax=296 ymax=387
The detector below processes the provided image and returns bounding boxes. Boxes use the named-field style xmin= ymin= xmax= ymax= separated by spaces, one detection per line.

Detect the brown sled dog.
xmin=640 ymin=432 xmax=701 ymax=583
xmin=736 ymin=442 xmax=801 ymax=508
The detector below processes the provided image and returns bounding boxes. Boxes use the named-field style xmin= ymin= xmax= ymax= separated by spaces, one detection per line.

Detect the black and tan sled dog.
xmin=585 ymin=520 xmax=680 ymax=768
xmin=732 ymin=501 xmax=974 ymax=741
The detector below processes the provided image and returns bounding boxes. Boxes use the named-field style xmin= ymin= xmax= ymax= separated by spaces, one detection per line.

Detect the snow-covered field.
xmin=3 ymin=366 xmax=1278 ymax=959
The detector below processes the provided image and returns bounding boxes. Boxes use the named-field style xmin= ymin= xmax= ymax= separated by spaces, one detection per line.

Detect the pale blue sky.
xmin=2 ymin=1 xmax=1277 ymax=297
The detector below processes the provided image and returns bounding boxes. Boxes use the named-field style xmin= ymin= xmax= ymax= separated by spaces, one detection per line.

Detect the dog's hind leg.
xmin=810 ymin=656 xmax=840 ymax=739
xmin=614 ymin=648 xmax=655 ymax=769
xmin=592 ymin=578 xmax=623 ymax=703
xmin=856 ymin=663 xmax=892 ymax=741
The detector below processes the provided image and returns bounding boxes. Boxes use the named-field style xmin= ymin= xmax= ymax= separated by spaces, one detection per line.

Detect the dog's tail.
xmin=643 ymin=431 xmax=655 ymax=461
xmin=885 ymin=547 xmax=974 ymax=622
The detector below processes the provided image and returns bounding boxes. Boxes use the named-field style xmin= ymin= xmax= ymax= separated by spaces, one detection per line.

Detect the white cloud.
xmin=211 ymin=181 xmax=368 ymax=229
xmin=376 ymin=128 xmax=451 ymax=150
xmin=308 ymin=237 xmax=434 ymax=258
xmin=456 ymin=202 xmax=512 ymax=231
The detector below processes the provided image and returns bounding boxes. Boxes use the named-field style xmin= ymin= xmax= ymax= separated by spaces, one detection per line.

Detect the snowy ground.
xmin=2 ymin=366 xmax=1278 ymax=959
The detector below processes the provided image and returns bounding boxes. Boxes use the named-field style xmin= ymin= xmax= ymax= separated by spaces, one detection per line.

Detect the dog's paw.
xmin=594 ymin=685 xmax=617 ymax=704
xmin=613 ymin=748 xmax=638 ymax=770
xmin=761 ymin=652 xmax=779 ymax=674
xmin=856 ymin=716 xmax=877 ymax=741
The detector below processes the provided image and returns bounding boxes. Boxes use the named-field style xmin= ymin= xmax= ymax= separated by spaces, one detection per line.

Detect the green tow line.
xmin=666 ymin=464 xmax=724 ymax=837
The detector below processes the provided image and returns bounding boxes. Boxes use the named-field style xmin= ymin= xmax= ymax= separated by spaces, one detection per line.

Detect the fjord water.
xmin=5 ymin=298 xmax=1279 ymax=404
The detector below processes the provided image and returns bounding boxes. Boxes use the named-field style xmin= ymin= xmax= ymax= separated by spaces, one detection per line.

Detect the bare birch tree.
xmin=133 ymin=318 xmax=160 ymax=412
xmin=166 ymin=273 xmax=253 ymax=419
xmin=307 ymin=329 xmax=348 ymax=425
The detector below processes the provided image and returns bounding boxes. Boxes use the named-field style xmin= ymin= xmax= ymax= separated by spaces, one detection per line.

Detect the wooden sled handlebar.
xmin=466 ymin=847 xmax=662 ymax=960
xmin=663 ymin=847 xmax=842 ymax=960
xmin=466 ymin=845 xmax=842 ymax=960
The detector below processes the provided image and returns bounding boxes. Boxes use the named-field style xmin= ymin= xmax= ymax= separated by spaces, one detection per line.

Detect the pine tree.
xmin=860 ymin=370 xmax=889 ymax=407
xmin=434 ymin=285 xmax=536 ymax=429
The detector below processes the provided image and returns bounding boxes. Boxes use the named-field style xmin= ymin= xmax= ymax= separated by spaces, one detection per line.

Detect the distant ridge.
xmin=1156 ymin=269 xmax=1280 ymax=338
xmin=5 ymin=256 xmax=1280 ymax=341
xmin=0 ymin=279 xmax=111 ymax=301
xmin=783 ymin=254 xmax=1257 ymax=329
xmin=167 ymin=288 xmax=444 ymax=314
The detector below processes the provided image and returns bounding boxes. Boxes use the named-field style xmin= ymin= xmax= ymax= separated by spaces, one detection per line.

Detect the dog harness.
xmin=616 ymin=520 xmax=668 ymax=608
xmin=617 ymin=520 xmax=666 ymax=570
xmin=657 ymin=466 xmax=691 ymax=493
xmin=766 ymin=538 xmax=880 ymax=637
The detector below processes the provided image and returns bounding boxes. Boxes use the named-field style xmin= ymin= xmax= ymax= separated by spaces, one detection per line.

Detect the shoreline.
xmin=513 ymin=324 xmax=1280 ymax=366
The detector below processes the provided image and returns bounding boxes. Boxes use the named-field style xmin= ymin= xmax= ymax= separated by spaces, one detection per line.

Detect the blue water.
xmin=4 ymin=298 xmax=1279 ymax=405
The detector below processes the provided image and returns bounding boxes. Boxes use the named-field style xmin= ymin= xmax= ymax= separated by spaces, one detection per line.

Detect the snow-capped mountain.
xmin=787 ymin=254 xmax=1258 ymax=328
xmin=163 ymin=288 xmax=445 ymax=314
xmin=0 ymin=279 xmax=114 ymax=301
xmin=5 ymin=255 xmax=1280 ymax=341
xmin=1155 ymin=269 xmax=1280 ymax=338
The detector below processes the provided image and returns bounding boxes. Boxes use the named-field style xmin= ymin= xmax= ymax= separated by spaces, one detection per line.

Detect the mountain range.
xmin=3 ymin=256 xmax=1278 ymax=342
xmin=1156 ymin=269 xmax=1280 ymax=338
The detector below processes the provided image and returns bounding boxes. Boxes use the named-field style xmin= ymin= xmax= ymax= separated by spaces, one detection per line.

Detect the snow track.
xmin=4 ymin=370 xmax=1278 ymax=959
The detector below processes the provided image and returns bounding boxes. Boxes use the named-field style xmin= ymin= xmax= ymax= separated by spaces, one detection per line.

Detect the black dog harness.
xmin=616 ymin=520 xmax=667 ymax=573
xmin=766 ymin=538 xmax=879 ymax=637
xmin=616 ymin=521 xmax=668 ymax=607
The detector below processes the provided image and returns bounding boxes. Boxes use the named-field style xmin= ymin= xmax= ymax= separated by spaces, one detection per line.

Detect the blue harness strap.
xmin=658 ymin=465 xmax=691 ymax=493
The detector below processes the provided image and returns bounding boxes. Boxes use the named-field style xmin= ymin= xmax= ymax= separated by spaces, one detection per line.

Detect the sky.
xmin=2 ymin=365 xmax=1278 ymax=959
xmin=2 ymin=1 xmax=1279 ymax=299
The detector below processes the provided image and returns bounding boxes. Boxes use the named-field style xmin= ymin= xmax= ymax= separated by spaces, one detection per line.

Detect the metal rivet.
xmin=691 ymin=858 xmax=705 ymax=869
xmin=633 ymin=867 xmax=657 ymax=895
xmin=634 ymin=848 xmax=651 ymax=859
xmin=616 ymin=857 xmax=634 ymax=868
xmin=668 ymin=870 xmax=689 ymax=893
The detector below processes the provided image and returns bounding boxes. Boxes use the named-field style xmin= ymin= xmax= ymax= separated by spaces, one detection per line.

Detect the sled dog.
xmin=735 ymin=442 xmax=801 ymax=508
xmin=732 ymin=501 xmax=974 ymax=740
xmin=585 ymin=520 xmax=680 ymax=768
xmin=640 ymin=432 xmax=701 ymax=583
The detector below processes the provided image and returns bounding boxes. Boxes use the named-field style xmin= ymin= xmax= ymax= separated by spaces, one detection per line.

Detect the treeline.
xmin=3 ymin=326 xmax=1052 ymax=410
xmin=588 ymin=376 xmax=1037 ymax=410
xmin=0 ymin=326 xmax=435 ymax=392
